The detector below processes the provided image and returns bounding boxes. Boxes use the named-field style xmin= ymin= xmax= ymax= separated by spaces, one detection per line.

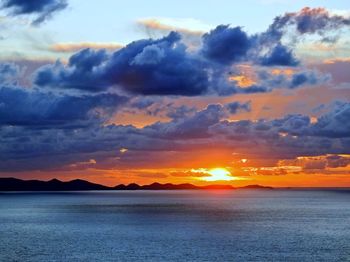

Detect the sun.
xmin=200 ymin=168 xmax=234 ymax=182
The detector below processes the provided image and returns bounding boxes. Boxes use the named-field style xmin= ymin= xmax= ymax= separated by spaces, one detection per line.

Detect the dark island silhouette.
xmin=0 ymin=178 xmax=273 ymax=191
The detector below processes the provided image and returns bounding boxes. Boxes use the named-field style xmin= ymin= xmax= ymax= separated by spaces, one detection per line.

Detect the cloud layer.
xmin=0 ymin=7 xmax=349 ymax=180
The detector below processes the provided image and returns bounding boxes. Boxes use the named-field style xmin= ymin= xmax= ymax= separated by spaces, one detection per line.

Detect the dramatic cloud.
xmin=35 ymin=32 xmax=210 ymax=96
xmin=201 ymin=25 xmax=251 ymax=64
xmin=1 ymin=7 xmax=349 ymax=178
xmin=0 ymin=85 xmax=128 ymax=128
xmin=33 ymin=8 xmax=343 ymax=97
xmin=260 ymin=44 xmax=299 ymax=66
xmin=1 ymin=100 xmax=349 ymax=172
xmin=1 ymin=0 xmax=68 ymax=25
xmin=35 ymin=48 xmax=110 ymax=92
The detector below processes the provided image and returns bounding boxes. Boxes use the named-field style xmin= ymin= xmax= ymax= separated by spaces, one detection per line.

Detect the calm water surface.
xmin=0 ymin=190 xmax=349 ymax=261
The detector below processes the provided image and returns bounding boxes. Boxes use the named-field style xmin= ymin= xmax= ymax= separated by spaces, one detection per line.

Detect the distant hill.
xmin=0 ymin=178 xmax=108 ymax=191
xmin=0 ymin=178 xmax=273 ymax=191
xmin=115 ymin=182 xmax=201 ymax=190
xmin=238 ymin=184 xmax=274 ymax=190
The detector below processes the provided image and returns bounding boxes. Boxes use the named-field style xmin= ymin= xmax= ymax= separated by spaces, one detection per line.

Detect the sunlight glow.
xmin=192 ymin=168 xmax=235 ymax=181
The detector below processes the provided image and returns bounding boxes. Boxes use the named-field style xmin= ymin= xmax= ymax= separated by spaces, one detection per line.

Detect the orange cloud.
xmin=228 ymin=64 xmax=258 ymax=87
xmin=242 ymin=166 xmax=302 ymax=176
xmin=323 ymin=57 xmax=350 ymax=64
xmin=278 ymin=154 xmax=350 ymax=171
xmin=228 ymin=75 xmax=256 ymax=87
xmin=271 ymin=68 xmax=295 ymax=76
xmin=49 ymin=42 xmax=124 ymax=53
xmin=238 ymin=154 xmax=350 ymax=178
xmin=137 ymin=18 xmax=205 ymax=36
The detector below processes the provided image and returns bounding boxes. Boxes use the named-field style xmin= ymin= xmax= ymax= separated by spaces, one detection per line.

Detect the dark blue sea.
xmin=0 ymin=190 xmax=349 ymax=261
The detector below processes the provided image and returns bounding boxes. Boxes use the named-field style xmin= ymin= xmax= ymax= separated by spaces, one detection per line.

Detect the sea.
xmin=0 ymin=190 xmax=349 ymax=261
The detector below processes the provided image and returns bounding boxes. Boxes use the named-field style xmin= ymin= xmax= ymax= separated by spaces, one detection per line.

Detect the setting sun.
xmin=200 ymin=168 xmax=234 ymax=181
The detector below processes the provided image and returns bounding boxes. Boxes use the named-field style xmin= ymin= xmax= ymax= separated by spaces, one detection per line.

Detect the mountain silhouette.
xmin=0 ymin=178 xmax=273 ymax=191
xmin=0 ymin=178 xmax=108 ymax=191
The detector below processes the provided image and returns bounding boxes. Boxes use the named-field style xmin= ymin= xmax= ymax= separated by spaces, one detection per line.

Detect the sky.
xmin=0 ymin=0 xmax=349 ymax=187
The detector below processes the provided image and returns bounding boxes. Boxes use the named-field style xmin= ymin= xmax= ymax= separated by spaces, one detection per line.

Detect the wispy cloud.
xmin=136 ymin=17 xmax=212 ymax=37
xmin=49 ymin=42 xmax=124 ymax=53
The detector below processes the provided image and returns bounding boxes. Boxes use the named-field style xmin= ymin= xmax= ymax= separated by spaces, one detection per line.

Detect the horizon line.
xmin=1 ymin=177 xmax=350 ymax=190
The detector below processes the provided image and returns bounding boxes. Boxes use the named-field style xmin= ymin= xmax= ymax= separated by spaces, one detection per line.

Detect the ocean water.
xmin=0 ymin=190 xmax=349 ymax=262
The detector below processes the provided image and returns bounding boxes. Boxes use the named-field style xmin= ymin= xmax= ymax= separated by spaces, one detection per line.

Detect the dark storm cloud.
xmin=34 ymin=23 xmax=328 ymax=96
xmin=0 ymin=85 xmax=128 ymax=128
xmin=260 ymin=44 xmax=299 ymax=67
xmin=35 ymin=32 xmax=210 ymax=96
xmin=34 ymin=42 xmax=325 ymax=96
xmin=35 ymin=49 xmax=110 ymax=92
xmin=1 ymin=0 xmax=68 ymax=25
xmin=1 ymin=101 xmax=350 ymax=172
xmin=200 ymin=25 xmax=299 ymax=67
xmin=32 ymin=7 xmax=341 ymax=97
xmin=201 ymin=25 xmax=251 ymax=65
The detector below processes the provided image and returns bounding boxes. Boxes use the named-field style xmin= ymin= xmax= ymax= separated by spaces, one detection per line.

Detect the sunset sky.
xmin=0 ymin=0 xmax=350 ymax=186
